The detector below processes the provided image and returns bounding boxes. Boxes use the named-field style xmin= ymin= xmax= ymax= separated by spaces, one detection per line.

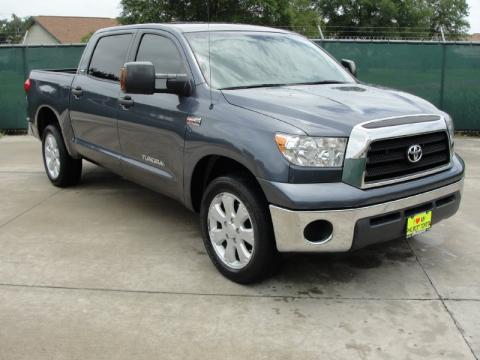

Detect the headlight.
xmin=275 ymin=134 xmax=348 ymax=167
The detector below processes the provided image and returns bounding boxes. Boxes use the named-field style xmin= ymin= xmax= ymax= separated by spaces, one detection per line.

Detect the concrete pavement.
xmin=0 ymin=135 xmax=479 ymax=359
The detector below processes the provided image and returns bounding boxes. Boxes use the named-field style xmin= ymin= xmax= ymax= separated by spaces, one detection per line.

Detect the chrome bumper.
xmin=270 ymin=179 xmax=464 ymax=252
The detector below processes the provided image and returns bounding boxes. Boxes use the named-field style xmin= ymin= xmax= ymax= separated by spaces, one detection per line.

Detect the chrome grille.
xmin=364 ymin=131 xmax=450 ymax=183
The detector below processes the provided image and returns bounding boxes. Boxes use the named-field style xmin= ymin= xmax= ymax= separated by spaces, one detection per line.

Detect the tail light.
xmin=24 ymin=78 xmax=31 ymax=93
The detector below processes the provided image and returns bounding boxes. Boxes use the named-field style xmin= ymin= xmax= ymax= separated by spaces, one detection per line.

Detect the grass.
xmin=0 ymin=131 xmax=4 ymax=139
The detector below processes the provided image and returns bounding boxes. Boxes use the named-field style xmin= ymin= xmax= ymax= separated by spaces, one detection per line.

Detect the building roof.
xmin=469 ymin=33 xmax=480 ymax=42
xmin=32 ymin=16 xmax=118 ymax=43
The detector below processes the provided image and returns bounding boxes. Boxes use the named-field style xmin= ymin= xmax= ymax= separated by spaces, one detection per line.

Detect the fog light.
xmin=303 ymin=220 xmax=333 ymax=244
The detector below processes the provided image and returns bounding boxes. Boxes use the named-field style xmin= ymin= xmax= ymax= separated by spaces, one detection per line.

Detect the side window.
xmin=88 ymin=34 xmax=132 ymax=81
xmin=136 ymin=34 xmax=186 ymax=75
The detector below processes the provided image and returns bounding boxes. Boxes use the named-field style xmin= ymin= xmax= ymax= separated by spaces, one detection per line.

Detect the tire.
xmin=200 ymin=175 xmax=278 ymax=284
xmin=42 ymin=125 xmax=82 ymax=187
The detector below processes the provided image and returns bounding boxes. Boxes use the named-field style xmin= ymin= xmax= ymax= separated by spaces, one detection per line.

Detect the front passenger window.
xmin=136 ymin=34 xmax=186 ymax=87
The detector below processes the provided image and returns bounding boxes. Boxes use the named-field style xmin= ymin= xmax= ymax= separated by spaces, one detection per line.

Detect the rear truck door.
xmin=69 ymin=32 xmax=134 ymax=173
xmin=117 ymin=31 xmax=193 ymax=201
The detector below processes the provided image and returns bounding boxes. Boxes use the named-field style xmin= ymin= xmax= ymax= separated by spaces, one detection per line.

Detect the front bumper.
xmin=270 ymin=178 xmax=463 ymax=252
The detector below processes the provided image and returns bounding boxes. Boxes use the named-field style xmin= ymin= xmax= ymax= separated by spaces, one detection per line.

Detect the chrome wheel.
xmin=207 ymin=192 xmax=255 ymax=269
xmin=44 ymin=133 xmax=61 ymax=179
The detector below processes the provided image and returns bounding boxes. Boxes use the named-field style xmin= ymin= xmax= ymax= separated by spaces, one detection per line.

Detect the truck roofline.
xmin=95 ymin=23 xmax=293 ymax=36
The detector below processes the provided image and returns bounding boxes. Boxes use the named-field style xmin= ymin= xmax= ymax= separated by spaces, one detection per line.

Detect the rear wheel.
xmin=42 ymin=125 xmax=82 ymax=187
xmin=200 ymin=175 xmax=278 ymax=284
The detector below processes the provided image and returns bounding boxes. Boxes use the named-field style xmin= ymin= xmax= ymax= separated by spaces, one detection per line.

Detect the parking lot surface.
xmin=0 ymin=135 xmax=479 ymax=359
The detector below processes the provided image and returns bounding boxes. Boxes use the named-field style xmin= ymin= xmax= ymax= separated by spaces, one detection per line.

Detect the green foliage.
xmin=317 ymin=0 xmax=470 ymax=39
xmin=428 ymin=0 xmax=470 ymax=37
xmin=119 ymin=0 xmax=470 ymax=39
xmin=0 ymin=14 xmax=33 ymax=44
xmin=287 ymin=0 xmax=322 ymax=37
xmin=119 ymin=0 xmax=320 ymax=35
xmin=81 ymin=32 xmax=94 ymax=43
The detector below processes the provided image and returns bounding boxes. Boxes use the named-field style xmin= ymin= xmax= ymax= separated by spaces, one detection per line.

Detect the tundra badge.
xmin=142 ymin=154 xmax=165 ymax=167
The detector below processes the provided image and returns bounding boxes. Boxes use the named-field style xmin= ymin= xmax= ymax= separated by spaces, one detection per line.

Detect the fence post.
xmin=438 ymin=26 xmax=447 ymax=110
xmin=317 ymin=24 xmax=325 ymax=40
xmin=440 ymin=26 xmax=446 ymax=43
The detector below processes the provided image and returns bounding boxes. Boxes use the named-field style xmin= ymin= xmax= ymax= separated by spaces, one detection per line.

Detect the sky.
xmin=0 ymin=0 xmax=479 ymax=33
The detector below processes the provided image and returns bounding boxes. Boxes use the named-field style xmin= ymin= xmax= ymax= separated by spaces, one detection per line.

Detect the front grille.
xmin=364 ymin=131 xmax=450 ymax=184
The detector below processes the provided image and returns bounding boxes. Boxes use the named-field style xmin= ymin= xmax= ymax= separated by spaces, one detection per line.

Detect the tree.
xmin=287 ymin=0 xmax=322 ymax=37
xmin=119 ymin=0 xmax=470 ymax=39
xmin=81 ymin=32 xmax=94 ymax=43
xmin=428 ymin=0 xmax=470 ymax=37
xmin=316 ymin=0 xmax=470 ymax=39
xmin=0 ymin=14 xmax=32 ymax=44
xmin=119 ymin=0 xmax=320 ymax=35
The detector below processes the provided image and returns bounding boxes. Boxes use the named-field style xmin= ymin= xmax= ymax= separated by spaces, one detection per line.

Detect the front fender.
xmin=182 ymin=90 xmax=303 ymax=210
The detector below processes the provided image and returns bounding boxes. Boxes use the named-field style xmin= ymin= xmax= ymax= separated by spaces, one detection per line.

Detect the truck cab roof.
xmin=96 ymin=23 xmax=292 ymax=35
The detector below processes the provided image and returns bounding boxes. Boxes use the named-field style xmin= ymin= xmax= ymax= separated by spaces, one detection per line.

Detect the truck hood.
xmin=221 ymin=83 xmax=440 ymax=136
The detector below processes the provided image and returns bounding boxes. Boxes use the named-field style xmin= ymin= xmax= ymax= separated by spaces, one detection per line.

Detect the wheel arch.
xmin=187 ymin=154 xmax=266 ymax=213
xmin=35 ymin=105 xmax=80 ymax=159
xmin=36 ymin=105 xmax=61 ymax=137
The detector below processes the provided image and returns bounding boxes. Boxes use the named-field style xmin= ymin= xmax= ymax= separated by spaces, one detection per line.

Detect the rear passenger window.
xmin=88 ymin=34 xmax=132 ymax=81
xmin=136 ymin=34 xmax=186 ymax=75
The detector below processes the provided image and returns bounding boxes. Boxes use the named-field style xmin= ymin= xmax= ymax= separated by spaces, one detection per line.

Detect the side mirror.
xmin=121 ymin=61 xmax=193 ymax=97
xmin=165 ymin=76 xmax=193 ymax=97
xmin=120 ymin=62 xmax=155 ymax=94
xmin=341 ymin=59 xmax=357 ymax=77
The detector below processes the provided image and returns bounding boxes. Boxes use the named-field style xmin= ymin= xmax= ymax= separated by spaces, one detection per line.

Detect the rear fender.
xmin=35 ymin=105 xmax=80 ymax=158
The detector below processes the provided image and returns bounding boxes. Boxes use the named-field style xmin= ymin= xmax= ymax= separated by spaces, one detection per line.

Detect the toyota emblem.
xmin=407 ymin=144 xmax=423 ymax=163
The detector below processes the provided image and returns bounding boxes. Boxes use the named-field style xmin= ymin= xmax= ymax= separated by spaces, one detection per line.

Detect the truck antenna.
xmin=208 ymin=0 xmax=214 ymax=110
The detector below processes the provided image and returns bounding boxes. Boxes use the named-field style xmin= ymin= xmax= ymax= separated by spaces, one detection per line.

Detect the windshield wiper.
xmin=220 ymin=81 xmax=350 ymax=90
xmin=289 ymin=80 xmax=349 ymax=86
xmin=220 ymin=83 xmax=287 ymax=90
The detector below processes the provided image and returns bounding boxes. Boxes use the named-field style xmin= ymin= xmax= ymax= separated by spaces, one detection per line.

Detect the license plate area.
xmin=406 ymin=210 xmax=432 ymax=238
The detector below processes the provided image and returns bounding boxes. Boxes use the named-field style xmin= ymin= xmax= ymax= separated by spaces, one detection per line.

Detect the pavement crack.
xmin=0 ymin=170 xmax=45 ymax=174
xmin=406 ymin=239 xmax=479 ymax=360
xmin=0 ymin=167 xmax=98 ymax=229
xmin=0 ymin=189 xmax=63 ymax=229
xmin=0 ymin=282 xmax=464 ymax=302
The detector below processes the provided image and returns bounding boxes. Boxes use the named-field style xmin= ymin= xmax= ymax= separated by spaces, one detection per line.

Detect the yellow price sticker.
xmin=406 ymin=210 xmax=432 ymax=238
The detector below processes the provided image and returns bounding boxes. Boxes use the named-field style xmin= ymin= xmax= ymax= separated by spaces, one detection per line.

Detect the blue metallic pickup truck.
xmin=26 ymin=24 xmax=464 ymax=283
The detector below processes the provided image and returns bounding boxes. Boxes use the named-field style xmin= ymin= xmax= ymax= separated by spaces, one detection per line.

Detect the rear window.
xmin=88 ymin=34 xmax=132 ymax=81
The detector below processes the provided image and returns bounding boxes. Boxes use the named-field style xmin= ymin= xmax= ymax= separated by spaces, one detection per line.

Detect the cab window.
xmin=88 ymin=34 xmax=132 ymax=81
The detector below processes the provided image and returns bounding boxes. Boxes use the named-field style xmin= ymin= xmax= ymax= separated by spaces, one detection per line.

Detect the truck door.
xmin=117 ymin=32 xmax=192 ymax=201
xmin=69 ymin=32 xmax=134 ymax=172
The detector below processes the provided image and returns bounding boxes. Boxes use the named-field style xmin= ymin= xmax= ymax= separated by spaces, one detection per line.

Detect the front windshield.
xmin=185 ymin=31 xmax=354 ymax=90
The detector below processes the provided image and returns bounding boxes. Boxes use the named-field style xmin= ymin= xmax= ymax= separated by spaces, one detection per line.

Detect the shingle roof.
xmin=33 ymin=16 xmax=118 ymax=43
xmin=469 ymin=33 xmax=480 ymax=42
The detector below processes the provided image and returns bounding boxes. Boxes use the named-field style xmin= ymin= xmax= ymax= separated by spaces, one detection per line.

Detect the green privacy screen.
xmin=317 ymin=40 xmax=480 ymax=130
xmin=0 ymin=41 xmax=479 ymax=130
xmin=0 ymin=45 xmax=85 ymax=130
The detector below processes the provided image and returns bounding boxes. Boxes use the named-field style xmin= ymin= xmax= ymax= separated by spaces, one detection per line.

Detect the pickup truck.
xmin=26 ymin=24 xmax=465 ymax=283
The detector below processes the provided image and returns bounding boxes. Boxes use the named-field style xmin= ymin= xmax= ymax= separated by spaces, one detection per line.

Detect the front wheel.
xmin=200 ymin=175 xmax=278 ymax=284
xmin=42 ymin=125 xmax=82 ymax=187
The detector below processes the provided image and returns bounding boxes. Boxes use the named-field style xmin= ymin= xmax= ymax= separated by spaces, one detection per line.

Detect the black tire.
xmin=200 ymin=175 xmax=278 ymax=284
xmin=42 ymin=125 xmax=82 ymax=187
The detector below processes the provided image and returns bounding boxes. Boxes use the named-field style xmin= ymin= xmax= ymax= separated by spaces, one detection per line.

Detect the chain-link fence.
xmin=0 ymin=40 xmax=479 ymax=131
xmin=272 ymin=26 xmax=474 ymax=42
xmin=0 ymin=32 xmax=26 ymax=45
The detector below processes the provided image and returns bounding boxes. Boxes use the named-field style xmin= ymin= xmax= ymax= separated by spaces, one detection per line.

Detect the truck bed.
xmin=33 ymin=68 xmax=78 ymax=74
xmin=26 ymin=69 xmax=78 ymax=129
